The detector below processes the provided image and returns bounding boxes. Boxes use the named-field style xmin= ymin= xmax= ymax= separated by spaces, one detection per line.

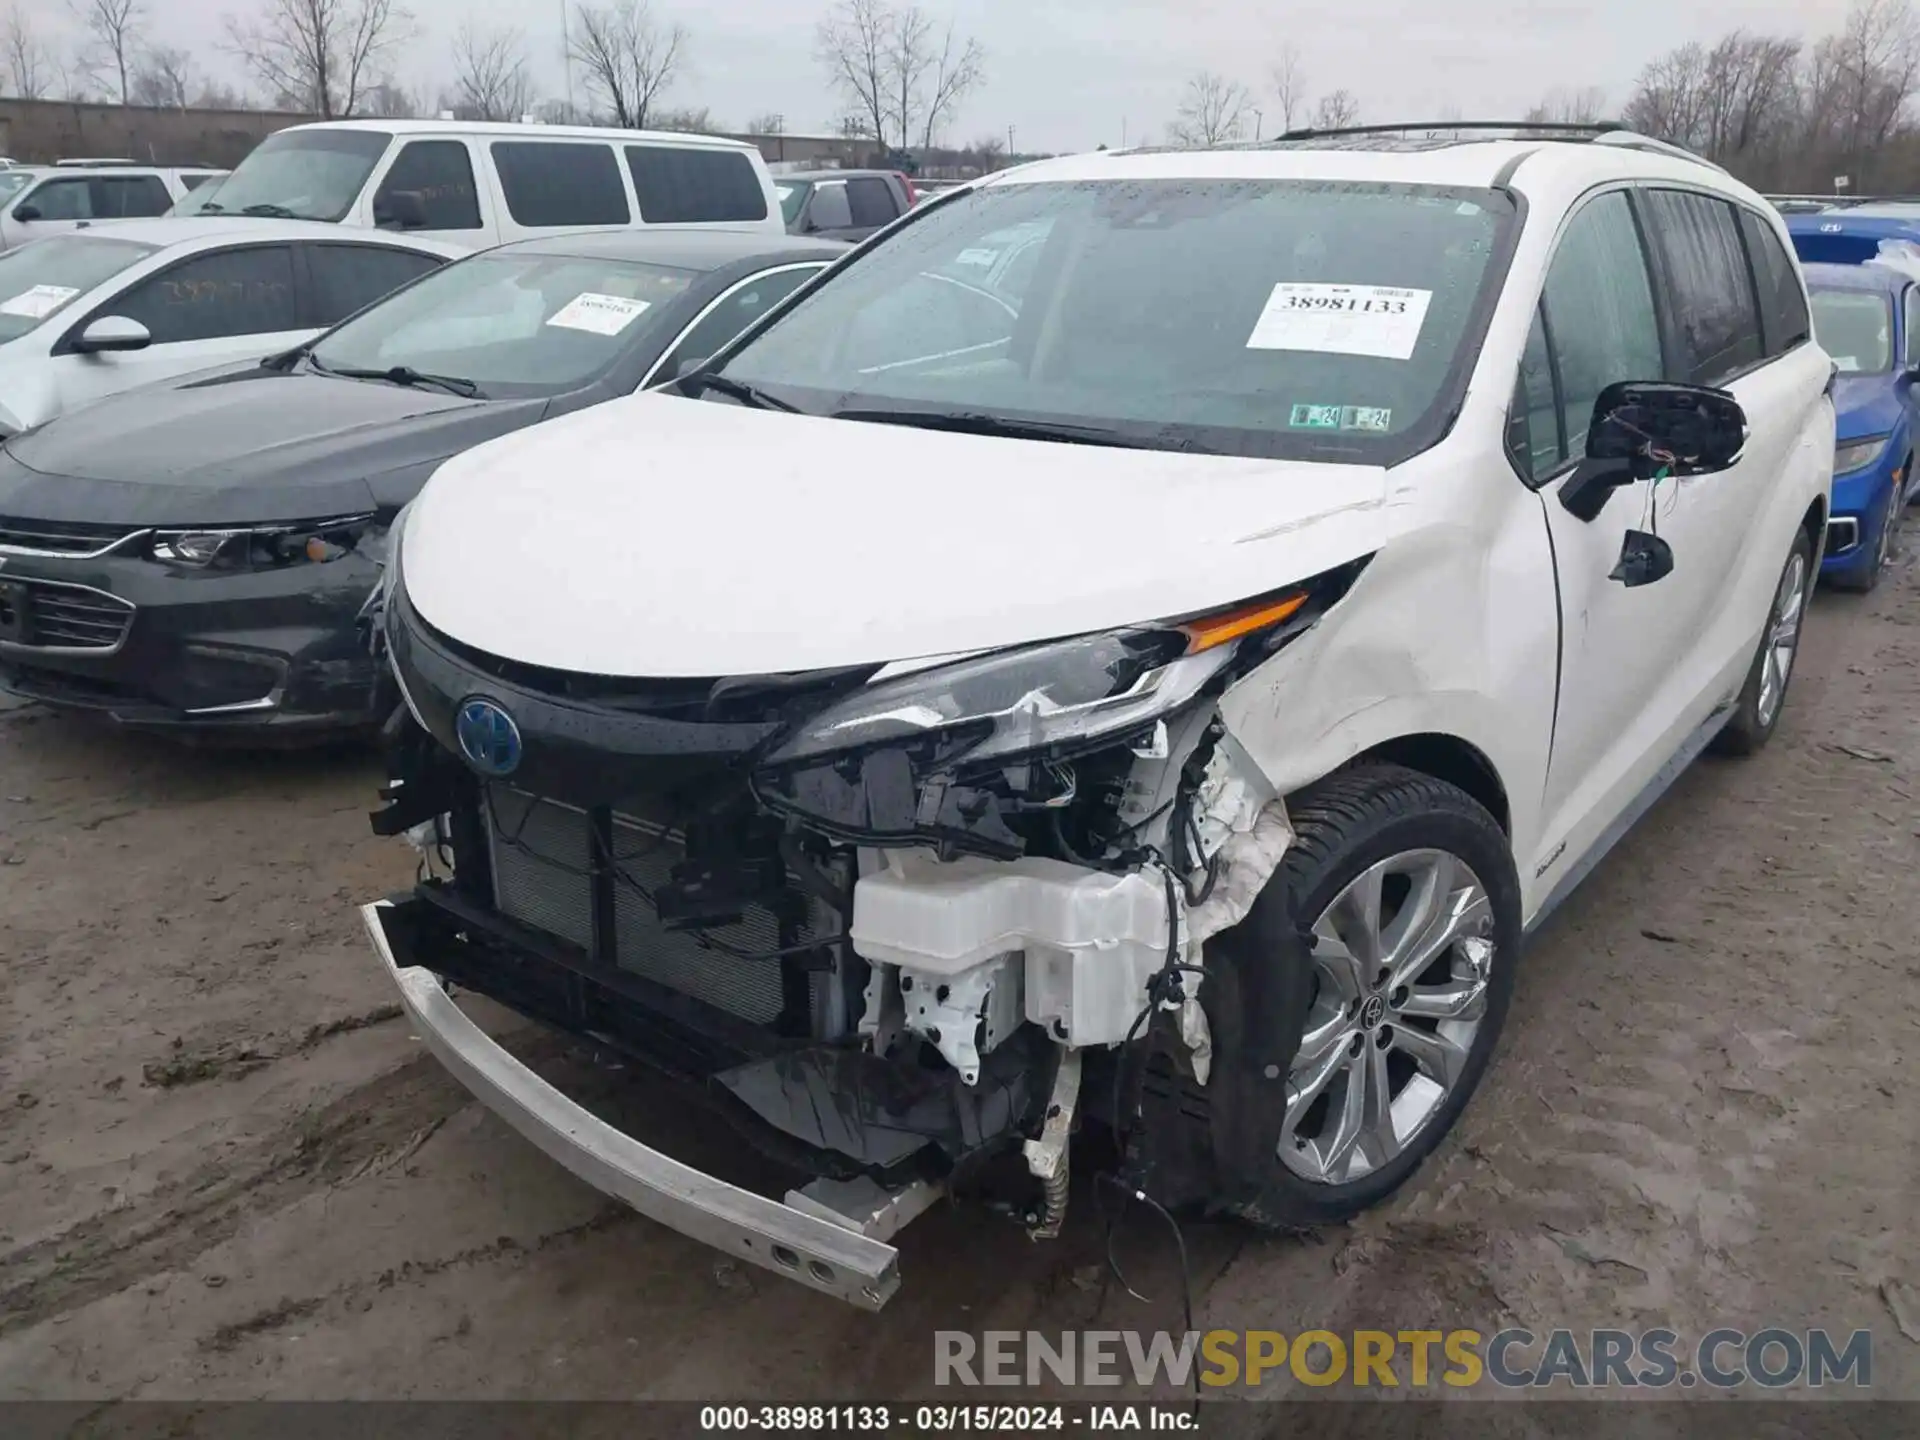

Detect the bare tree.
xmin=2 ymin=6 xmax=50 ymax=100
xmin=651 ymin=104 xmax=714 ymax=131
xmin=194 ymin=77 xmax=250 ymax=109
xmin=1166 ymin=71 xmax=1251 ymax=145
xmin=450 ymin=21 xmax=535 ymax=121
xmin=72 ymin=0 xmax=140 ymax=103
xmin=969 ymin=131 xmax=1005 ymax=168
xmin=1524 ymin=85 xmax=1609 ymax=125
xmin=818 ymin=0 xmax=987 ymax=152
xmin=1310 ymin=88 xmax=1360 ymax=129
xmin=917 ymin=22 xmax=983 ymax=147
xmin=223 ymin=0 xmax=411 ymax=119
xmin=746 ymin=110 xmax=785 ymax=133
xmin=1269 ymin=43 xmax=1306 ymax=133
xmin=569 ymin=0 xmax=688 ymax=128
xmin=817 ymin=0 xmax=893 ymax=147
xmin=359 ymin=75 xmax=417 ymax=117
xmin=130 ymin=46 xmax=195 ymax=107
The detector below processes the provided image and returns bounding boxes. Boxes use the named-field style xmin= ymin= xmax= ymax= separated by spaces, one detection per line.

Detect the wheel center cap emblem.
xmin=1359 ymin=994 xmax=1387 ymax=1029
xmin=455 ymin=696 xmax=521 ymax=777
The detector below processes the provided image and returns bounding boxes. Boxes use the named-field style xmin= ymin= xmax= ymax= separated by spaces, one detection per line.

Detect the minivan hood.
xmin=403 ymin=395 xmax=1394 ymax=677
xmin=0 ymin=367 xmax=543 ymax=526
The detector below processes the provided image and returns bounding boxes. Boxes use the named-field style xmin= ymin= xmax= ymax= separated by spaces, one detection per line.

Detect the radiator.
xmin=484 ymin=786 xmax=826 ymax=1026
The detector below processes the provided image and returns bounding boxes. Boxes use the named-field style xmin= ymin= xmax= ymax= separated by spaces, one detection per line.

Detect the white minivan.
xmin=172 ymin=120 xmax=785 ymax=249
xmin=365 ymin=126 xmax=1835 ymax=1307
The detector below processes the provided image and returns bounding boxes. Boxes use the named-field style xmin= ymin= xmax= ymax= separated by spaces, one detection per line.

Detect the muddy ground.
xmin=0 ymin=558 xmax=1915 ymax=1411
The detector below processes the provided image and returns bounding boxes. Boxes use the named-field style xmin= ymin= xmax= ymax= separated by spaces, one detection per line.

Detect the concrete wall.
xmin=0 ymin=99 xmax=313 ymax=167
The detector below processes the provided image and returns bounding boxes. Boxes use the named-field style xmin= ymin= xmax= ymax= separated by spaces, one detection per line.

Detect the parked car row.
xmin=0 ymin=120 xmax=1876 ymax=1313
xmin=0 ymin=162 xmax=227 ymax=251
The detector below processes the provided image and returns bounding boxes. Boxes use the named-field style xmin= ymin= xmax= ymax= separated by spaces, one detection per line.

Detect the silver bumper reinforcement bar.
xmin=361 ymin=900 xmax=908 ymax=1309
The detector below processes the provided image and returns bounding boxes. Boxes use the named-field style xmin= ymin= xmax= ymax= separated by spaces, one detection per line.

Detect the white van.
xmin=0 ymin=164 xmax=227 ymax=250
xmin=173 ymin=120 xmax=785 ymax=249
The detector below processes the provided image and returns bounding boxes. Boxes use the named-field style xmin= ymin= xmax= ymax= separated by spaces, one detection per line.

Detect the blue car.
xmin=1796 ymin=256 xmax=1918 ymax=589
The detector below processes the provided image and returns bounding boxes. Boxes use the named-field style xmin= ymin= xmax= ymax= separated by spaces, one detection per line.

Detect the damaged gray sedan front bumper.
xmin=360 ymin=900 xmax=910 ymax=1308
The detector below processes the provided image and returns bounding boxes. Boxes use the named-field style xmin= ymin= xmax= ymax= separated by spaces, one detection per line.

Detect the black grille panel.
xmin=484 ymin=787 xmax=820 ymax=1026
xmin=11 ymin=581 xmax=135 ymax=650
xmin=0 ymin=518 xmax=143 ymax=555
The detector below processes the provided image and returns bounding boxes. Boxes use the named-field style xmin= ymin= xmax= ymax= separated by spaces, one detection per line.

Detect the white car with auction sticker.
xmin=362 ymin=125 xmax=1834 ymax=1306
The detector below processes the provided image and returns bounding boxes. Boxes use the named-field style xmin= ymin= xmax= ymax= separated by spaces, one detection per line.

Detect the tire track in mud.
xmin=0 ymin=1055 xmax=466 ymax=1335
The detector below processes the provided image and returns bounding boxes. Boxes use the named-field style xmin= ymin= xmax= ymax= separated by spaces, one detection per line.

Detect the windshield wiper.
xmin=675 ymin=371 xmax=800 ymax=413
xmin=834 ymin=408 xmax=1198 ymax=451
xmin=196 ymin=201 xmax=226 ymax=213
xmin=308 ymin=356 xmax=484 ymax=399
xmin=239 ymin=202 xmax=301 ymax=218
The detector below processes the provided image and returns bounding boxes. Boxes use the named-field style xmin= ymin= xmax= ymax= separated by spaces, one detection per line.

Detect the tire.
xmin=1199 ymin=763 xmax=1521 ymax=1230
xmin=1711 ymin=525 xmax=1814 ymax=757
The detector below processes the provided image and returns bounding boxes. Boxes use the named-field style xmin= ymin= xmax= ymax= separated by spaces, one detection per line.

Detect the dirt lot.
xmin=1 ymin=557 xmax=1915 ymax=1406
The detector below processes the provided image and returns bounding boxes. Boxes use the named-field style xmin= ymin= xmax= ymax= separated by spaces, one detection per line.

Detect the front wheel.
xmin=1711 ymin=526 xmax=1813 ymax=756
xmin=1200 ymin=763 xmax=1521 ymax=1229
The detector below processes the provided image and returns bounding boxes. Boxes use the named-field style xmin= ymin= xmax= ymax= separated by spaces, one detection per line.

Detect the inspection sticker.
xmin=546 ymin=292 xmax=651 ymax=335
xmin=1289 ymin=403 xmax=1393 ymax=432
xmin=0 ymin=284 xmax=79 ymax=320
xmin=1247 ymin=283 xmax=1433 ymax=360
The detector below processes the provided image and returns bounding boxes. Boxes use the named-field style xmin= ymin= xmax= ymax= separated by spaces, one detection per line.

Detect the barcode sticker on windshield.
xmin=1246 ymin=283 xmax=1433 ymax=360
xmin=546 ymin=292 xmax=651 ymax=336
xmin=0 ymin=284 xmax=80 ymax=320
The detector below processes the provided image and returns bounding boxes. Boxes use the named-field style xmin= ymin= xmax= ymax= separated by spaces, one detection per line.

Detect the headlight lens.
xmin=765 ymin=592 xmax=1308 ymax=768
xmin=150 ymin=514 xmax=376 ymax=570
xmin=1835 ymin=435 xmax=1889 ymax=475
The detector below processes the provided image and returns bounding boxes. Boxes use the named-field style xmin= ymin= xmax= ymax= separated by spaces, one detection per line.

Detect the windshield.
xmin=309 ymin=251 xmax=696 ymax=397
xmin=168 ymin=179 xmax=223 ymax=217
xmin=713 ymin=178 xmax=1517 ymax=461
xmin=0 ymin=235 xmax=155 ymax=345
xmin=198 ymin=127 xmax=390 ymax=221
xmin=777 ymin=182 xmax=810 ymax=226
xmin=0 ymin=171 xmax=34 ymax=204
xmin=1811 ymin=289 xmax=1894 ymax=373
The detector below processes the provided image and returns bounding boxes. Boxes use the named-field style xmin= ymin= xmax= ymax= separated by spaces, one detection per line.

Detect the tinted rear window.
xmin=491 ymin=142 xmax=630 ymax=227
xmin=625 ymin=145 xmax=768 ymax=223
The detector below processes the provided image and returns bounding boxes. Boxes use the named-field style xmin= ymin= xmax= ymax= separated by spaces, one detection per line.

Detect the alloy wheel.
xmin=1755 ymin=550 xmax=1807 ymax=730
xmin=1278 ymin=849 xmax=1495 ymax=1186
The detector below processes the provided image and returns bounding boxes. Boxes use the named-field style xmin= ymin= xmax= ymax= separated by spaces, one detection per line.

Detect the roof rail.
xmin=1268 ymin=119 xmax=1621 ymax=143
xmin=1588 ymin=130 xmax=1727 ymax=173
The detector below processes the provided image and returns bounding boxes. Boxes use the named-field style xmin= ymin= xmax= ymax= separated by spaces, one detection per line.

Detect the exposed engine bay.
xmin=370 ymin=547 xmax=1367 ymax=1266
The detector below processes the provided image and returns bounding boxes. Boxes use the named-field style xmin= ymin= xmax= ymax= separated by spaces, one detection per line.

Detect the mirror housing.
xmin=374 ymin=190 xmax=428 ymax=229
xmin=11 ymin=202 xmax=41 ymax=222
xmin=1559 ymin=381 xmax=1748 ymax=522
xmin=71 ymin=315 xmax=152 ymax=354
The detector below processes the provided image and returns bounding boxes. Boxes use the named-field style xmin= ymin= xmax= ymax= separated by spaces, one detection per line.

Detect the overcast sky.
xmin=55 ymin=0 xmax=1852 ymax=152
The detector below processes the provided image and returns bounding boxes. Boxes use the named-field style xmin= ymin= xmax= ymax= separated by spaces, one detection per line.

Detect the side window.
xmin=1906 ymin=288 xmax=1920 ymax=371
xmin=24 ymin=178 xmax=92 ymax=220
xmin=624 ymin=146 xmax=769 ymax=223
xmin=105 ymin=245 xmax=297 ymax=344
xmin=181 ymin=173 xmax=220 ymax=191
xmin=375 ymin=141 xmax=482 ymax=231
xmin=1736 ymin=208 xmax=1811 ymax=358
xmin=1509 ymin=304 xmax=1562 ymax=480
xmin=1540 ymin=191 xmax=1665 ymax=462
xmin=658 ymin=266 xmax=818 ymax=377
xmin=1641 ymin=189 xmax=1764 ymax=385
xmin=94 ymin=176 xmax=173 ymax=217
xmin=305 ymin=244 xmax=445 ymax=323
xmin=490 ymin=142 xmax=630 ymax=227
xmin=807 ymin=183 xmax=852 ymax=231
xmin=846 ymin=176 xmax=899 ymax=228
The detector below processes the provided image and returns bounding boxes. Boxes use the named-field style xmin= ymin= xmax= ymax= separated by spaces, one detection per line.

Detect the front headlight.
xmin=764 ymin=591 xmax=1308 ymax=768
xmin=1835 ymin=435 xmax=1890 ymax=475
xmin=150 ymin=513 xmax=376 ymax=570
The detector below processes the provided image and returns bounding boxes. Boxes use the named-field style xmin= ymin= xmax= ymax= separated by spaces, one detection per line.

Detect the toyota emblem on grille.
xmin=455 ymin=696 xmax=522 ymax=776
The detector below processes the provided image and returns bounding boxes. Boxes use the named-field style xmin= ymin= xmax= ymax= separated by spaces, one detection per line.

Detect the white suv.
xmin=364 ymin=127 xmax=1834 ymax=1306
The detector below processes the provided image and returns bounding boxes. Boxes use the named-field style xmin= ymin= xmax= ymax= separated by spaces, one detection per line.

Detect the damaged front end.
xmin=365 ymin=549 xmax=1364 ymax=1305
